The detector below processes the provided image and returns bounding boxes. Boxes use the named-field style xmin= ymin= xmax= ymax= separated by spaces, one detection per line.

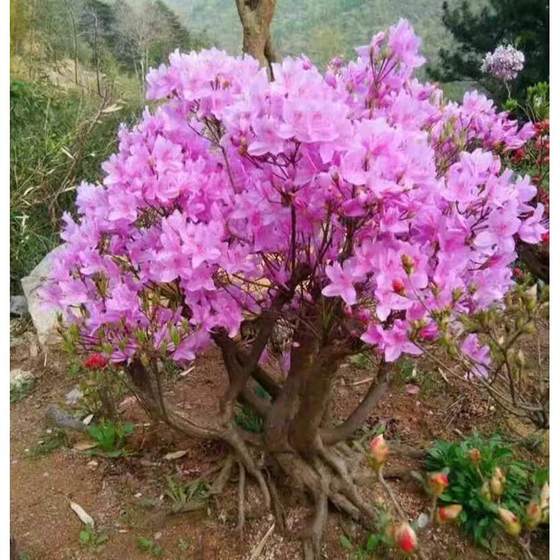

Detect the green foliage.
xmin=29 ymin=429 xmax=69 ymax=458
xmin=339 ymin=509 xmax=393 ymax=558
xmin=235 ymin=403 xmax=264 ymax=433
xmin=137 ymin=537 xmax=164 ymax=557
xmin=165 ymin=0 xmax=464 ymax=72
xmin=79 ymin=525 xmax=109 ymax=549
xmin=426 ymin=433 xmax=548 ymax=547
xmin=164 ymin=476 xmax=209 ymax=513
xmin=349 ymin=352 xmax=373 ymax=370
xmin=87 ymin=420 xmax=134 ymax=456
xmin=10 ymin=78 xmax=141 ymax=293
xmin=429 ymin=0 xmax=549 ymax=101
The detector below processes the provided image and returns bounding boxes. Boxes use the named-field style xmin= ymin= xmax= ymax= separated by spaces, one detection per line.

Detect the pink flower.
xmin=461 ymin=334 xmax=491 ymax=377
xmin=322 ymin=261 xmax=362 ymax=306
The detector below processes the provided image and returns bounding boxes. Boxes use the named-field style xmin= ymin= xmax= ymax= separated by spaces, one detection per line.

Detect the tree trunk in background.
xmin=234 ymin=0 xmax=277 ymax=76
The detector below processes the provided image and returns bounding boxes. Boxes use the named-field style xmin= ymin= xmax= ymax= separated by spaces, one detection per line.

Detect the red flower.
xmin=84 ymin=353 xmax=108 ymax=369
xmin=541 ymin=231 xmax=549 ymax=244
xmin=392 ymin=278 xmax=406 ymax=295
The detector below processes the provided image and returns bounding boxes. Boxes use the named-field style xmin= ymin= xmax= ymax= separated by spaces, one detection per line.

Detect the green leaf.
xmin=340 ymin=535 xmax=353 ymax=550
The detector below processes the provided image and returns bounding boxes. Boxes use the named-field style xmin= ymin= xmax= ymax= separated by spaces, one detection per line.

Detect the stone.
xmin=10 ymin=295 xmax=28 ymax=317
xmin=65 ymin=387 xmax=83 ymax=406
xmin=21 ymin=248 xmax=62 ymax=348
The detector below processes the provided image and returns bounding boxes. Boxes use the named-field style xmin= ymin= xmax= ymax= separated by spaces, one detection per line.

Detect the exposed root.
xmin=236 ymin=461 xmax=246 ymax=532
xmin=210 ymin=455 xmax=235 ymax=496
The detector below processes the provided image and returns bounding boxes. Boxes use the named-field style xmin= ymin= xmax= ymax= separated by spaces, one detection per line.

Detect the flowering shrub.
xmin=481 ymin=45 xmax=525 ymax=82
xmin=39 ymin=20 xmax=547 ymax=554
xmin=42 ymin=19 xmax=544 ymax=372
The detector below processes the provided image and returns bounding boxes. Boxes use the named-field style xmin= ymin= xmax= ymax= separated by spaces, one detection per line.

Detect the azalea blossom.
xmin=40 ymin=20 xmax=544 ymax=372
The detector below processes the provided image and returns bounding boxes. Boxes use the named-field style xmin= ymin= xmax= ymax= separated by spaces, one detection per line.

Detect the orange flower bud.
xmin=393 ymin=522 xmax=417 ymax=555
xmin=368 ymin=434 xmax=389 ymax=470
xmin=469 ymin=448 xmax=481 ymax=464
xmin=498 ymin=507 xmax=521 ymax=536
xmin=525 ymin=500 xmax=542 ymax=530
xmin=427 ymin=471 xmax=449 ymax=497
xmin=436 ymin=504 xmax=463 ymax=524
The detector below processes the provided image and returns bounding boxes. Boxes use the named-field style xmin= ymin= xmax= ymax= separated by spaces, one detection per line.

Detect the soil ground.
xmin=10 ymin=319 xmax=549 ymax=560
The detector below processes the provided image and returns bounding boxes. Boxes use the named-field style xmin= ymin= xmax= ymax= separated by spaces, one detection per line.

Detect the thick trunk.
xmin=123 ymin=337 xmax=392 ymax=559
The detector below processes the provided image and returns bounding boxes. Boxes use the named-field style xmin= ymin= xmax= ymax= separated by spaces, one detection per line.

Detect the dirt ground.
xmin=10 ymin=320 xmax=549 ymax=560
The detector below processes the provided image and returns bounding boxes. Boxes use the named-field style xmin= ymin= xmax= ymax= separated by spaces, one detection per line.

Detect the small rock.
xmin=87 ymin=460 xmax=99 ymax=470
xmin=154 ymin=532 xmax=162 ymax=540
xmin=21 ymin=248 xmax=63 ymax=348
xmin=10 ymin=295 xmax=28 ymax=317
xmin=134 ymin=492 xmax=143 ymax=498
xmin=65 ymin=387 xmax=83 ymax=406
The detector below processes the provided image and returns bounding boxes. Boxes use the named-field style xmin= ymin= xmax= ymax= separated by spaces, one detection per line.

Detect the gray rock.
xmin=10 ymin=295 xmax=28 ymax=317
xmin=21 ymin=247 xmax=62 ymax=347
xmin=65 ymin=387 xmax=83 ymax=406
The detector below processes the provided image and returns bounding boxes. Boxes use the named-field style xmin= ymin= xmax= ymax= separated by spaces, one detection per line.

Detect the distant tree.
xmin=428 ymin=0 xmax=549 ymax=100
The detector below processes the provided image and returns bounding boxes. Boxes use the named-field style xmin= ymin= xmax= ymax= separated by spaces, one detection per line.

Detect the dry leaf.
xmin=163 ymin=450 xmax=188 ymax=461
xmin=70 ymin=502 xmax=94 ymax=527
xmin=73 ymin=440 xmax=97 ymax=451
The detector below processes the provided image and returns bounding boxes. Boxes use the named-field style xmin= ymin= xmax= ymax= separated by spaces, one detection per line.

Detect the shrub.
xmin=41 ymin=19 xmax=546 ymax=554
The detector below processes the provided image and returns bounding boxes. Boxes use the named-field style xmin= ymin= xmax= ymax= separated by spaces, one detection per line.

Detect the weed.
xmin=349 ymin=352 xmax=373 ymax=370
xmin=137 ymin=537 xmax=163 ymax=557
xmin=79 ymin=525 xmax=109 ymax=550
xmin=165 ymin=476 xmax=209 ymax=513
xmin=29 ymin=429 xmax=68 ymax=458
xmin=10 ymin=377 xmax=35 ymax=404
xmin=235 ymin=402 xmax=263 ymax=433
xmin=87 ymin=420 xmax=134 ymax=457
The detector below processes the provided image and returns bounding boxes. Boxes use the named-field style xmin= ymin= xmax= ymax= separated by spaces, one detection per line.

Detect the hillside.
xmin=163 ymin=0 xmax=481 ymax=70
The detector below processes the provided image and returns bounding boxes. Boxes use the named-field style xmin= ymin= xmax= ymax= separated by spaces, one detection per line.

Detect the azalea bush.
xmin=42 ymin=19 xmax=546 ymax=557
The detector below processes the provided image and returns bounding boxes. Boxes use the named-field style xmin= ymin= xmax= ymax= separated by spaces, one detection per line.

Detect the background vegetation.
xmin=10 ymin=0 xmax=549 ymax=294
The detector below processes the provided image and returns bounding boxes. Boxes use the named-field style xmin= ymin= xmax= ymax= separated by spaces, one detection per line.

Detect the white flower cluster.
xmin=481 ymin=44 xmax=525 ymax=81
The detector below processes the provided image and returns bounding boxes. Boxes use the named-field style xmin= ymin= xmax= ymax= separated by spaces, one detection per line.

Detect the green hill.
xmin=162 ymin=0 xmax=479 ymax=70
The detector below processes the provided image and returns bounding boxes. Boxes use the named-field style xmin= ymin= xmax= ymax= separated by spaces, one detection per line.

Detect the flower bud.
xmin=401 ymin=254 xmax=415 ymax=275
xmin=392 ymin=278 xmax=406 ymax=295
xmin=393 ymin=522 xmax=417 ymax=555
xmin=436 ymin=504 xmax=462 ymax=524
xmin=480 ymin=481 xmax=492 ymax=501
xmin=490 ymin=468 xmax=506 ymax=498
xmin=525 ymin=500 xmax=542 ymax=529
xmin=515 ymin=350 xmax=526 ymax=368
xmin=498 ymin=507 xmax=521 ymax=536
xmin=427 ymin=472 xmax=449 ymax=497
xmin=469 ymin=448 xmax=481 ymax=464
xmin=368 ymin=434 xmax=389 ymax=470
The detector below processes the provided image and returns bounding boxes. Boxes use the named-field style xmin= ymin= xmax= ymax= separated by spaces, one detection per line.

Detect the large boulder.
xmin=21 ymin=248 xmax=61 ymax=348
